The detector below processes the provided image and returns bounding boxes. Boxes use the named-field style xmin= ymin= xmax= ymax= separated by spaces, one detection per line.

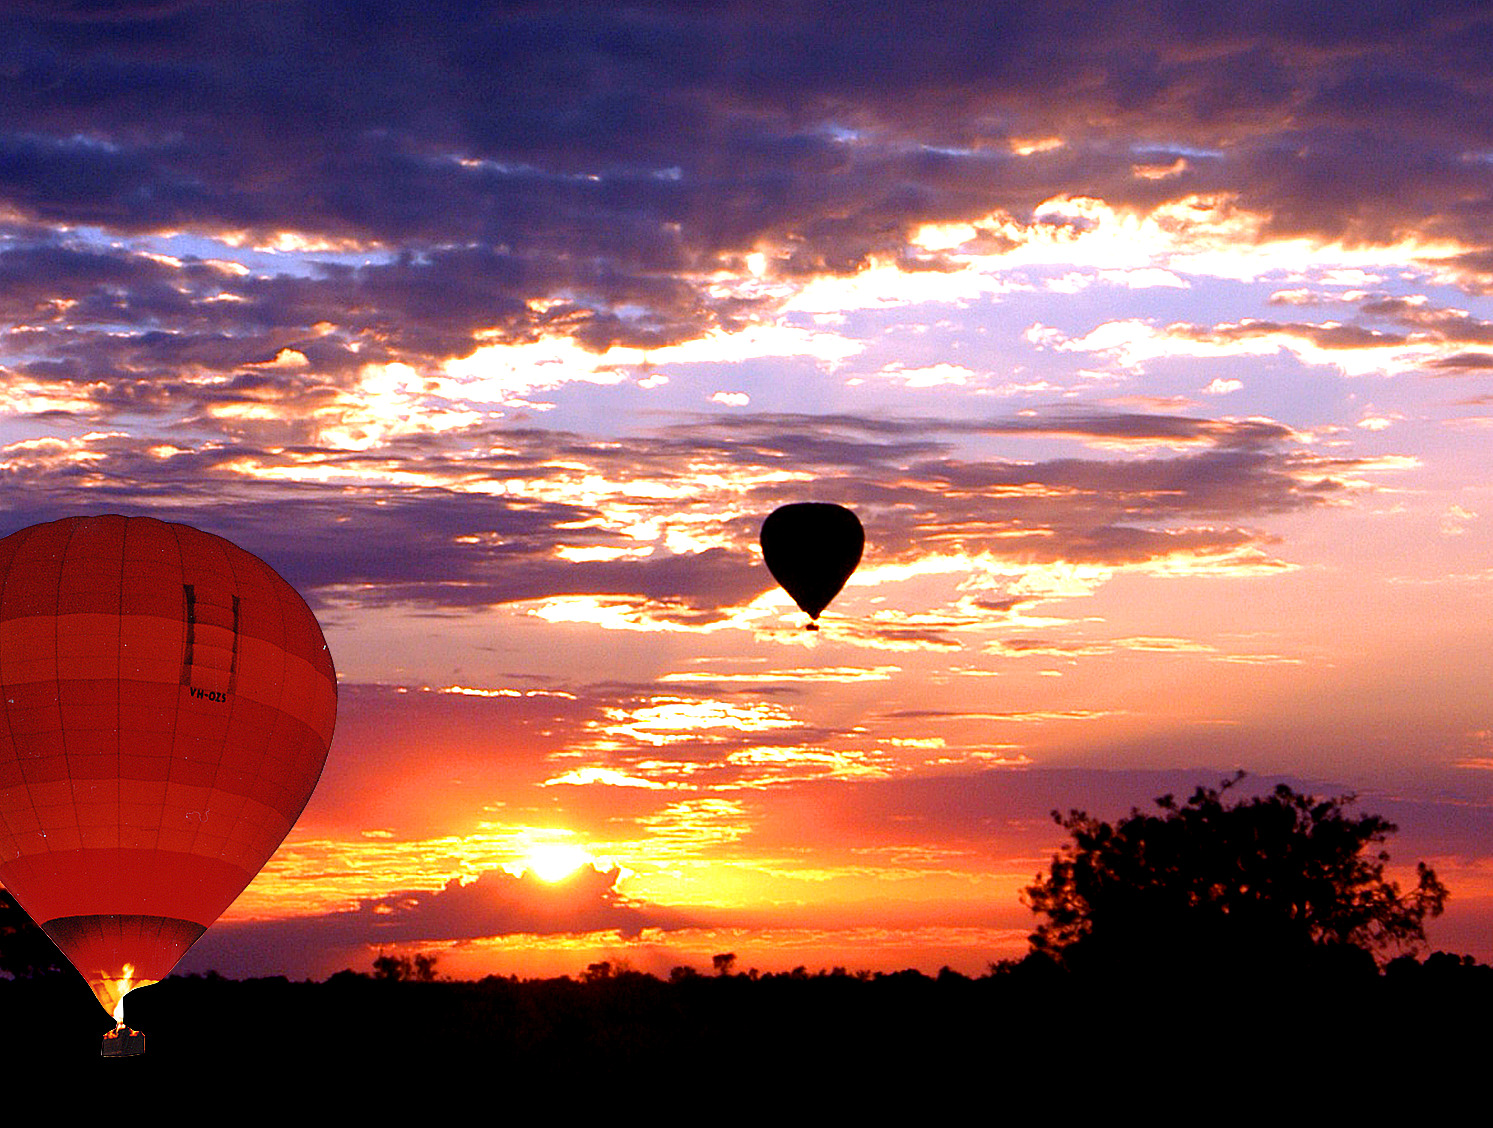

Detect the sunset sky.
xmin=3 ymin=1 xmax=1492 ymax=981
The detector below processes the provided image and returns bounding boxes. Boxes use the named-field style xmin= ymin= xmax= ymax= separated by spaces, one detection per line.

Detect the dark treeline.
xmin=2 ymin=949 xmax=1491 ymax=1073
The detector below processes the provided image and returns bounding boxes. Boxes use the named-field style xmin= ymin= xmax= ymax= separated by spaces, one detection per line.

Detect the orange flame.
xmin=87 ymin=963 xmax=158 ymax=1027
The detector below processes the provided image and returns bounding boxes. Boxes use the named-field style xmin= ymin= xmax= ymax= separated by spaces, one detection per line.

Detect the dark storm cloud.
xmin=2 ymin=0 xmax=1492 ymax=367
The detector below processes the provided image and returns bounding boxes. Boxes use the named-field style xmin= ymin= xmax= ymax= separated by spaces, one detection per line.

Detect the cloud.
xmin=177 ymin=863 xmax=696 ymax=978
xmin=1430 ymin=351 xmax=1493 ymax=372
xmin=297 ymin=682 xmax=893 ymax=838
xmin=345 ymin=864 xmax=689 ymax=942
xmin=3 ymin=1 xmax=1493 ymax=390
xmin=1040 ymin=294 xmax=1493 ymax=378
xmin=0 ymin=405 xmax=1384 ymax=627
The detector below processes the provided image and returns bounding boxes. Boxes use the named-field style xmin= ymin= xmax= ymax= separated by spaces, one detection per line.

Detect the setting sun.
xmin=521 ymin=842 xmax=595 ymax=883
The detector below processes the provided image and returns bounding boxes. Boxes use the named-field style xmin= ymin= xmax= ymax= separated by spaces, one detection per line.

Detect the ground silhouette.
xmin=3 ymin=951 xmax=1489 ymax=1078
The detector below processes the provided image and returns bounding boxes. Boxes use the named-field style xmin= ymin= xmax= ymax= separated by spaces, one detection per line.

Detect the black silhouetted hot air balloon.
xmin=0 ymin=515 xmax=336 ymax=1044
xmin=759 ymin=503 xmax=864 ymax=630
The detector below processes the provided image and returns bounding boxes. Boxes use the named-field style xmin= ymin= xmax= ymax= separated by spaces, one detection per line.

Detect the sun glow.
xmin=520 ymin=841 xmax=596 ymax=882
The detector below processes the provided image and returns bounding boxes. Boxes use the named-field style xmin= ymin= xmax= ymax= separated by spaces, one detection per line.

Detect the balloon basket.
xmin=804 ymin=621 xmax=819 ymax=631
xmin=102 ymin=1027 xmax=146 ymax=1058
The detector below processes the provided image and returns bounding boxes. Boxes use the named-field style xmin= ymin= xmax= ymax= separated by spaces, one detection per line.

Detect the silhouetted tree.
xmin=369 ymin=952 xmax=440 ymax=981
xmin=581 ymin=960 xmax=613 ymax=983
xmin=373 ymin=953 xmax=411 ymax=980
xmin=712 ymin=952 xmax=737 ymax=976
xmin=0 ymin=889 xmax=67 ymax=979
xmin=1023 ymin=773 xmax=1447 ymax=980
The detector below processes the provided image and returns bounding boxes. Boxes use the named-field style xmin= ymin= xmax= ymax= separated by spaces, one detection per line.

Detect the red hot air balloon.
xmin=0 ymin=515 xmax=336 ymax=1032
xmin=759 ymin=503 xmax=864 ymax=630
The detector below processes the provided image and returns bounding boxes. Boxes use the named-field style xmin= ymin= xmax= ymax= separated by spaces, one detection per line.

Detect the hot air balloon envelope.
xmin=759 ymin=503 xmax=864 ymax=626
xmin=0 ymin=515 xmax=336 ymax=1022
